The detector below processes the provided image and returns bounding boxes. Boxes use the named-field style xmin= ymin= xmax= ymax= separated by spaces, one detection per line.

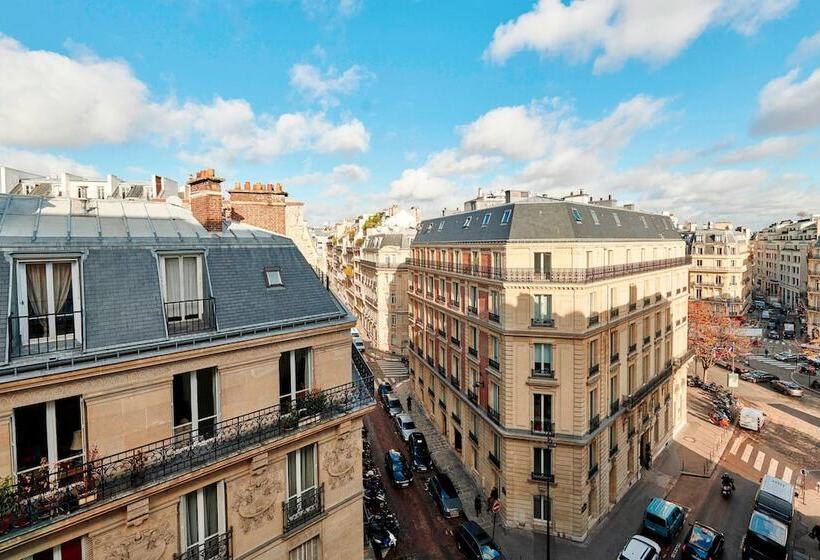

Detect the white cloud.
xmin=460 ymin=103 xmax=555 ymax=159
xmin=321 ymin=183 xmax=351 ymax=197
xmin=424 ymin=149 xmax=501 ymax=177
xmin=485 ymin=0 xmax=796 ymax=72
xmin=576 ymin=95 xmax=668 ymax=150
xmin=289 ymin=63 xmax=372 ymax=106
xmin=0 ymin=34 xmax=370 ymax=164
xmin=0 ymin=146 xmax=98 ymax=177
xmin=285 ymin=164 xmax=370 ymax=190
xmin=789 ymin=30 xmax=820 ymax=65
xmin=389 ymin=168 xmax=457 ymax=201
xmin=331 ymin=163 xmax=370 ymax=183
xmin=752 ymin=68 xmax=820 ymax=134
xmin=718 ymin=136 xmax=807 ymax=163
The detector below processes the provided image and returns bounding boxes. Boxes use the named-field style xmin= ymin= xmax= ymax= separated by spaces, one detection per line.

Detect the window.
xmin=610 ymin=374 xmax=619 ymax=404
xmin=533 ymin=394 xmax=552 ymax=431
xmin=571 ymin=208 xmax=583 ymax=223
xmin=609 ymin=424 xmax=617 ymax=453
xmin=469 ymin=286 xmax=478 ymax=309
xmin=640 ymin=216 xmax=648 ymax=228
xmin=437 ymin=221 xmax=444 ymax=231
xmin=286 ymin=444 xmax=319 ymax=520
xmin=533 ymin=252 xmax=552 ymax=276
xmin=492 ymin=433 xmax=501 ymax=459
xmin=590 ymin=209 xmax=599 ymax=225
xmin=482 ymin=213 xmax=492 ymax=226
xmin=15 ymin=260 xmax=82 ymax=347
xmin=173 ymin=368 xmax=218 ymax=442
xmin=501 ymin=209 xmax=512 ymax=224
xmin=264 ymin=267 xmax=283 ymax=288
xmin=180 ymin=482 xmax=226 ymax=557
xmin=589 ymin=440 xmax=598 ymax=472
xmin=469 ymin=368 xmax=477 ymax=391
xmin=452 ymin=281 xmax=460 ymax=304
xmin=13 ymin=396 xmax=83 ymax=482
xmin=533 ymin=495 xmax=550 ymax=521
xmin=490 ymin=382 xmax=500 ymax=411
xmin=161 ymin=255 xmax=203 ymax=305
xmin=490 ymin=291 xmax=500 ymax=315
xmin=24 ymin=538 xmax=83 ymax=560
xmin=589 ymin=339 xmax=599 ymax=367
xmin=613 ymin=213 xmax=621 ymax=226
xmin=533 ymin=343 xmax=553 ymax=375
xmin=490 ymin=335 xmax=500 ymax=363
xmin=289 ymin=536 xmax=321 ymax=560
xmin=532 ymin=294 xmax=552 ymax=324
xmin=279 ymin=348 xmax=313 ymax=410
xmin=534 ymin=447 xmax=552 ymax=478
xmin=469 ymin=326 xmax=478 ymax=350
xmin=463 ymin=216 xmax=472 ymax=228
xmin=589 ymin=388 xmax=598 ymax=418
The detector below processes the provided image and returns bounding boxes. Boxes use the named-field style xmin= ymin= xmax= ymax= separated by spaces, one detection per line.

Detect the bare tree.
xmin=688 ymin=301 xmax=750 ymax=383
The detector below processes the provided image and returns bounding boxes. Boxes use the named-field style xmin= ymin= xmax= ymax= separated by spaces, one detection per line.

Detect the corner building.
xmin=407 ymin=195 xmax=691 ymax=541
xmin=0 ymin=194 xmax=373 ymax=559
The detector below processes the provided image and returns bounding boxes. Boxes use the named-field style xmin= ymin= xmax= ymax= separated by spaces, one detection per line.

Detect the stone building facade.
xmin=407 ymin=193 xmax=691 ymax=541
xmin=0 ymin=194 xmax=373 ymax=560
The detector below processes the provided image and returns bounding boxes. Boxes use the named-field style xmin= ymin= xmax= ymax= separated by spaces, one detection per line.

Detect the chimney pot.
xmin=244 ymin=181 xmax=251 ymax=191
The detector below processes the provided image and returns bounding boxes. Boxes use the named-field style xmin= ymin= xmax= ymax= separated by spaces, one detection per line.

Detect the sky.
xmin=1 ymin=0 xmax=820 ymax=229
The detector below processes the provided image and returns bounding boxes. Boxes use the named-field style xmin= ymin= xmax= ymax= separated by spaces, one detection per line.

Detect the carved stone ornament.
xmin=232 ymin=468 xmax=282 ymax=533
xmin=323 ymin=432 xmax=357 ymax=489
xmin=97 ymin=523 xmax=174 ymax=560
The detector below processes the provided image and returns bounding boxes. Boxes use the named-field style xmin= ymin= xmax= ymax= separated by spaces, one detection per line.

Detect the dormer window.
xmin=160 ymin=254 xmax=214 ymax=335
xmin=12 ymin=260 xmax=82 ymax=357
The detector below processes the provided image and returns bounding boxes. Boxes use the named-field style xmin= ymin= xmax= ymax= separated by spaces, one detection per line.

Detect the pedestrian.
xmin=810 ymin=524 xmax=820 ymax=549
xmin=474 ymin=495 xmax=482 ymax=517
xmin=406 ymin=395 xmax=412 ymax=412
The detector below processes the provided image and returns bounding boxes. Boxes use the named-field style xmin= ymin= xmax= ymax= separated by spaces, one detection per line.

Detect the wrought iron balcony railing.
xmin=488 ymin=452 xmax=501 ymax=469
xmin=588 ymin=363 xmax=600 ymax=376
xmin=588 ymin=313 xmax=600 ymax=327
xmin=469 ymin=431 xmax=478 ymax=444
xmin=610 ymin=400 xmax=621 ymax=416
xmin=488 ymin=358 xmax=500 ymax=371
xmin=8 ymin=310 xmax=83 ymax=358
xmin=164 ymin=298 xmax=216 ymax=336
xmin=531 ymin=472 xmax=555 ymax=483
xmin=488 ymin=312 xmax=500 ymax=323
xmin=487 ymin=406 xmax=501 ymax=425
xmin=531 ymin=419 xmax=554 ymax=435
xmin=467 ymin=389 xmax=478 ymax=404
xmin=283 ymin=485 xmax=324 ymax=533
xmin=173 ymin=528 xmax=233 ymax=560
xmin=0 ymin=347 xmax=373 ymax=540
xmin=531 ymin=318 xmax=555 ymax=327
xmin=589 ymin=414 xmax=601 ymax=433
xmin=531 ymin=366 xmax=554 ymax=378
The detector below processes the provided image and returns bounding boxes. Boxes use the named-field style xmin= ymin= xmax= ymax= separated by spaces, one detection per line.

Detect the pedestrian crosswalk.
xmin=730 ymin=437 xmax=796 ymax=484
xmin=376 ymin=359 xmax=409 ymax=382
xmin=750 ymin=356 xmax=799 ymax=371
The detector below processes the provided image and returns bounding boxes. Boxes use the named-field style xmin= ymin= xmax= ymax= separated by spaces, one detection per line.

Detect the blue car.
xmin=642 ymin=497 xmax=684 ymax=540
xmin=384 ymin=449 xmax=413 ymax=488
xmin=428 ymin=472 xmax=463 ymax=518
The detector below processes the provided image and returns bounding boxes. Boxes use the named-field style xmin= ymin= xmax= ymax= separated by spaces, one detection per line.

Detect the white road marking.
xmin=782 ymin=467 xmax=793 ymax=484
xmin=753 ymin=451 xmax=765 ymax=471
xmin=741 ymin=444 xmax=753 ymax=463
xmin=767 ymin=458 xmax=779 ymax=477
xmin=730 ymin=438 xmax=743 ymax=455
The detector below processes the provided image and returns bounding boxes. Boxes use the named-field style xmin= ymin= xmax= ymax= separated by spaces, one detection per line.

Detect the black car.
xmin=740 ymin=371 xmax=779 ymax=383
xmin=681 ymin=522 xmax=724 ymax=560
xmin=384 ymin=449 xmax=413 ymax=488
xmin=408 ymin=432 xmax=433 ymax=472
xmin=428 ymin=472 xmax=463 ymax=518
xmin=455 ymin=520 xmax=504 ymax=559
xmin=377 ymin=382 xmax=393 ymax=405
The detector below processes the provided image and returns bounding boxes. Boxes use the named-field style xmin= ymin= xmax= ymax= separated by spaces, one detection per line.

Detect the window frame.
xmin=173 ymin=369 xmax=219 ymax=443
xmin=179 ymin=481 xmax=226 ymax=555
xmin=12 ymin=396 xmax=84 ymax=481
xmin=286 ymin=443 xmax=319 ymax=520
xmin=264 ymin=267 xmax=284 ymax=288
xmin=15 ymin=259 xmax=83 ymax=347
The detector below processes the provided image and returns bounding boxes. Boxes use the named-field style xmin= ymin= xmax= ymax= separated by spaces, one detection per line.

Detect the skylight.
xmin=438 ymin=221 xmax=445 ymax=231
xmin=571 ymin=208 xmax=582 ymax=223
xmin=613 ymin=213 xmax=621 ymax=226
xmin=463 ymin=216 xmax=472 ymax=228
xmin=590 ymin=210 xmax=599 ymax=225
xmin=482 ymin=213 xmax=492 ymax=226
xmin=501 ymin=209 xmax=512 ymax=224
xmin=264 ymin=268 xmax=283 ymax=288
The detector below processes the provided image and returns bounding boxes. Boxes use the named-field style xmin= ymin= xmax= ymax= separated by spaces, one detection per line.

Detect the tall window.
xmin=490 ymin=382 xmax=500 ymax=411
xmin=490 ymin=291 xmax=500 ymax=316
xmin=589 ymin=388 xmax=598 ymax=419
xmin=532 ymin=295 xmax=552 ymax=324
xmin=490 ymin=336 xmax=500 ymax=361
xmin=610 ymin=374 xmax=619 ymax=405
xmin=469 ymin=286 xmax=478 ymax=310
xmin=452 ymin=319 xmax=461 ymax=341
xmin=16 ymin=260 xmax=82 ymax=346
xmin=469 ymin=326 xmax=478 ymax=351
xmin=174 ymin=369 xmax=218 ymax=442
xmin=534 ymin=447 xmax=552 ymax=477
xmin=161 ymin=255 xmax=204 ymax=321
xmin=452 ymin=281 xmax=460 ymax=304
xmin=181 ymin=482 xmax=226 ymax=557
xmin=469 ymin=368 xmax=477 ymax=391
xmin=533 ymin=495 xmax=550 ymax=521
xmin=286 ymin=444 xmax=318 ymax=520
xmin=289 ymin=536 xmax=321 ymax=560
xmin=534 ymin=252 xmax=552 ymax=277
xmin=533 ymin=394 xmax=552 ymax=432
xmin=279 ymin=348 xmax=313 ymax=410
xmin=588 ymin=339 xmax=599 ymax=368
xmin=24 ymin=538 xmax=83 ymax=560
xmin=13 ymin=396 xmax=83 ymax=482
xmin=610 ymin=330 xmax=619 ymax=358
xmin=533 ymin=343 xmax=553 ymax=375
xmin=492 ymin=433 xmax=501 ymax=460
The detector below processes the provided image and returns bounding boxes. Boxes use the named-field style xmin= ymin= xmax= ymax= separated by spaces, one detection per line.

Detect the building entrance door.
xmin=639 ymin=431 xmax=651 ymax=469
xmin=608 ymin=464 xmax=617 ymax=503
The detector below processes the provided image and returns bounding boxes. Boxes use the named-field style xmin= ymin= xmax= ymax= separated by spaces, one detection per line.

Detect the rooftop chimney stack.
xmin=188 ymin=168 xmax=224 ymax=232
xmin=228 ymin=178 xmax=289 ymax=234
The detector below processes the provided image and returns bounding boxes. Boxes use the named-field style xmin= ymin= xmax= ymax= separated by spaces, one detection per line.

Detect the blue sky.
xmin=1 ymin=0 xmax=819 ymax=228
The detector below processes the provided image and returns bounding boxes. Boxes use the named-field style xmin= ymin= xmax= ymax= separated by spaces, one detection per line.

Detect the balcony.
xmin=283 ymin=485 xmax=324 ymax=533
xmin=628 ymin=343 xmax=637 ymax=355
xmin=488 ymin=452 xmax=501 ymax=469
xmin=655 ymin=294 xmax=662 ymax=302
xmin=610 ymin=308 xmax=620 ymax=319
xmin=8 ymin=310 xmax=84 ymax=358
xmin=450 ymin=375 xmax=460 ymax=389
xmin=666 ymin=324 xmax=672 ymax=333
xmin=469 ymin=431 xmax=479 ymax=444
xmin=531 ymin=419 xmax=554 ymax=434
xmin=589 ymin=414 xmax=601 ymax=433
xmin=531 ymin=472 xmax=555 ymax=483
xmin=467 ymin=305 xmax=478 ymax=315
xmin=0 ymin=348 xmax=372 ymax=539
xmin=588 ymin=363 xmax=600 ymax=376
xmin=655 ymin=330 xmax=661 ymax=338
xmin=437 ymin=328 xmax=446 ymax=338
xmin=488 ymin=312 xmax=500 ymax=323
xmin=468 ymin=347 xmax=478 ymax=358
xmin=174 ymin=528 xmax=233 ymax=560
xmin=628 ymin=303 xmax=637 ymax=312
xmin=437 ymin=364 xmax=446 ymax=376
xmin=610 ymin=400 xmax=621 ymax=416
xmin=531 ymin=366 xmax=554 ymax=378
xmin=426 ymin=355 xmax=434 ymax=367
xmin=643 ymin=297 xmax=650 ymax=306
xmin=427 ymin=387 xmax=435 ymax=398
xmin=164 ymin=298 xmax=217 ymax=336
xmin=488 ymin=358 xmax=500 ymax=371
xmin=609 ymin=445 xmax=619 ymax=458
xmin=451 ymin=411 xmax=461 ymax=425
xmin=610 ymin=353 xmax=620 ymax=364
xmin=487 ymin=406 xmax=501 ymax=425
xmin=438 ymin=399 xmax=447 ymax=411
xmin=531 ymin=318 xmax=555 ymax=327
xmin=588 ymin=313 xmax=600 ymax=327
xmin=436 ymin=296 xmax=446 ymax=304
xmin=467 ymin=389 xmax=478 ymax=404
xmin=623 ymin=356 xmax=682 ymax=409
xmin=451 ymin=336 xmax=461 ymax=347
xmin=643 ymin=335 xmax=651 ymax=346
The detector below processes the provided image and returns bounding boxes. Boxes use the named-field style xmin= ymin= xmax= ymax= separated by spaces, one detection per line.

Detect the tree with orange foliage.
xmin=688 ymin=301 xmax=751 ymax=383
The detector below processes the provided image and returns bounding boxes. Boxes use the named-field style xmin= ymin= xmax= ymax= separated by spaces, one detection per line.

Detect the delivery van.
xmin=739 ymin=408 xmax=766 ymax=432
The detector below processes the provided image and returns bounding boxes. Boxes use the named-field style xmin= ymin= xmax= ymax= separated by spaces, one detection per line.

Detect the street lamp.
xmin=543 ymin=430 xmax=557 ymax=560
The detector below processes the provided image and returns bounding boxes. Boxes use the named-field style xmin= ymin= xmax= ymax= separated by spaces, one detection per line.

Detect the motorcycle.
xmin=721 ymin=475 xmax=734 ymax=498
xmin=366 ymin=518 xmax=397 ymax=556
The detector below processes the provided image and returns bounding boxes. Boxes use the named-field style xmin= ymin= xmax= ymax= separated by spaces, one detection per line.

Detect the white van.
xmin=739 ymin=407 xmax=766 ymax=432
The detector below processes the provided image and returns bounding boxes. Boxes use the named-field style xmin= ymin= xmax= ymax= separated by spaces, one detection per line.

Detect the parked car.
xmin=384 ymin=449 xmax=413 ymax=488
xmin=377 ymin=382 xmax=393 ymax=405
xmin=740 ymin=370 xmax=779 ymax=383
xmin=408 ymin=432 xmax=433 ymax=472
xmin=642 ymin=498 xmax=685 ymax=540
xmin=428 ymin=472 xmax=463 ymax=518
xmin=716 ymin=359 xmax=749 ymax=374
xmin=384 ymin=393 xmax=403 ymax=416
xmin=768 ymin=331 xmax=780 ymax=340
xmin=774 ymin=351 xmax=800 ymax=362
xmin=741 ymin=511 xmax=789 ymax=560
xmin=754 ymin=475 xmax=795 ymax=526
xmin=454 ymin=520 xmax=504 ymax=560
xmin=771 ymin=380 xmax=804 ymax=397
xmin=353 ymin=338 xmax=366 ymax=352
xmin=681 ymin=523 xmax=725 ymax=560
xmin=619 ymin=535 xmax=661 ymax=560
xmin=394 ymin=412 xmax=417 ymax=442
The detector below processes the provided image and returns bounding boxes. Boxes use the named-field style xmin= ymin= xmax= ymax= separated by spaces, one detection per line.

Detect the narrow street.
xmin=364 ymin=355 xmax=462 ymax=560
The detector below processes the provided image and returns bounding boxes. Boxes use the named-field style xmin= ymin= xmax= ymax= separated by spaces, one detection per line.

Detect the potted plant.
xmin=78 ymin=446 xmax=100 ymax=506
xmin=281 ymin=411 xmax=300 ymax=432
xmin=0 ymin=476 xmax=17 ymax=534
xmin=127 ymin=450 xmax=146 ymax=487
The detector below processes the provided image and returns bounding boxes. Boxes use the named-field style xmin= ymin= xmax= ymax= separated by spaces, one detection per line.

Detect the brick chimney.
xmin=188 ymin=168 xmax=224 ymax=232
xmin=228 ymin=180 xmax=288 ymax=234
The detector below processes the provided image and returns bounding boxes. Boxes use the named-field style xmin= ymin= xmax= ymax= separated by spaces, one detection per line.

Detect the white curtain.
xmin=25 ymin=263 xmax=47 ymax=317
xmin=52 ymin=263 xmax=73 ymax=314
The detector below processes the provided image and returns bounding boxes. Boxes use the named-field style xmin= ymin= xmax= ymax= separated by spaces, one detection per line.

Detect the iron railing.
xmin=531 ymin=367 xmax=554 ymax=378
xmin=407 ymin=256 xmax=691 ymax=283
xmin=283 ymin=485 xmax=324 ymax=533
xmin=173 ymin=528 xmax=233 ymax=560
xmin=589 ymin=414 xmax=601 ymax=433
xmin=0 ymin=348 xmax=373 ymax=539
xmin=531 ymin=420 xmax=554 ymax=434
xmin=488 ymin=358 xmax=500 ymax=370
xmin=164 ymin=298 xmax=216 ymax=336
xmin=487 ymin=406 xmax=501 ymax=425
xmin=488 ymin=452 xmax=501 ymax=469
xmin=7 ymin=310 xmax=83 ymax=358
xmin=488 ymin=312 xmax=500 ymax=323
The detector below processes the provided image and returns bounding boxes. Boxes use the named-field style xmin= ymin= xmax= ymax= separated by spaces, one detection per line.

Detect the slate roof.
xmin=414 ymin=198 xmax=681 ymax=244
xmin=0 ymin=195 xmax=351 ymax=377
